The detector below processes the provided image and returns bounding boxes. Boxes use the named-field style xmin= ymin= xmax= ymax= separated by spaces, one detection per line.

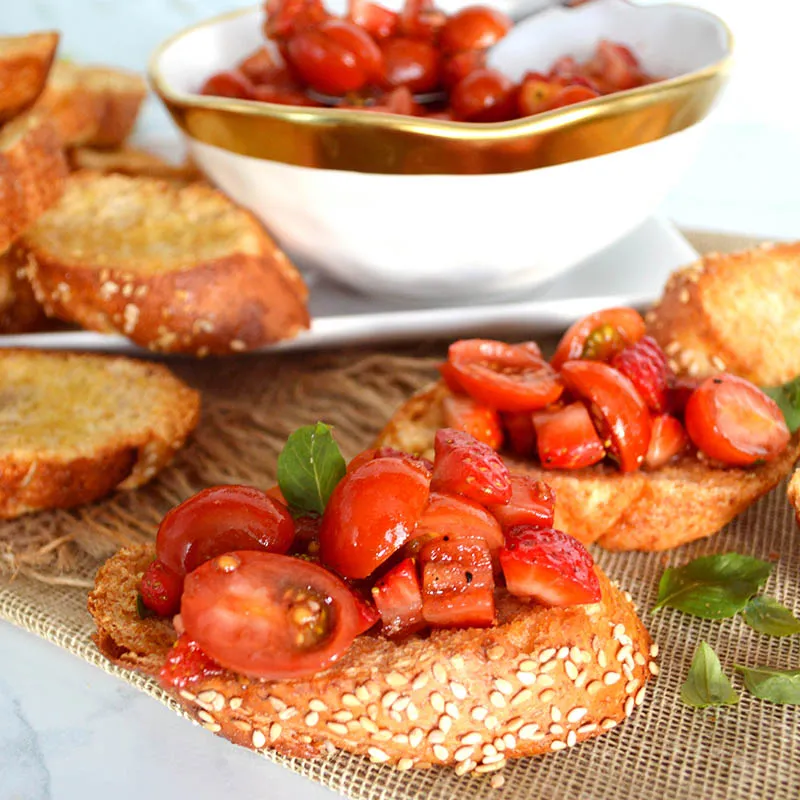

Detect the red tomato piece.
xmin=499 ymin=526 xmax=601 ymax=606
xmin=549 ymin=84 xmax=600 ymax=108
xmin=252 ymin=84 xmax=320 ymax=106
xmin=181 ymin=551 xmax=360 ymax=679
xmin=398 ymin=0 xmax=446 ymax=41
xmin=587 ymin=40 xmax=644 ymax=92
xmin=441 ymin=49 xmax=486 ymax=90
xmin=265 ymin=0 xmax=329 ymax=40
xmin=611 ymin=335 xmax=670 ymax=413
xmin=439 ymin=6 xmax=512 ymax=55
xmin=419 ymin=538 xmax=495 ymax=627
xmin=431 ymin=428 xmax=512 ymax=505
xmin=559 ymin=361 xmax=652 ymax=472
xmin=380 ymin=36 xmax=440 ymax=93
xmin=320 ymin=457 xmax=430 ymax=579
xmin=489 ymin=475 xmax=555 ymax=530
xmin=532 ymin=402 xmax=606 ymax=469
xmin=448 ymin=339 xmax=562 ymax=412
xmin=442 ymin=394 xmax=503 ymax=450
xmin=372 ymin=557 xmax=426 ymax=638
xmin=156 ymin=485 xmax=295 ymax=576
xmin=160 ymin=635 xmax=224 ymax=690
xmin=501 ymin=411 xmax=537 ymax=457
xmin=666 ymin=375 xmax=701 ymax=416
xmin=349 ymin=0 xmax=398 ymax=39
xmin=438 ymin=361 xmax=466 ymax=393
xmin=200 ymin=70 xmax=256 ymax=100
xmin=237 ymin=47 xmax=279 ymax=84
xmin=551 ymin=307 xmax=646 ymax=370
xmin=517 ymin=77 xmax=560 ymax=117
xmin=684 ymin=374 xmax=791 ymax=467
xmin=644 ymin=414 xmax=689 ymax=470
xmin=548 ymin=55 xmax=580 ymax=82
xmin=346 ymin=446 xmax=433 ymax=476
xmin=450 ymin=68 xmax=517 ymax=122
xmin=139 ymin=560 xmax=184 ymax=617
xmin=349 ymin=586 xmax=381 ymax=634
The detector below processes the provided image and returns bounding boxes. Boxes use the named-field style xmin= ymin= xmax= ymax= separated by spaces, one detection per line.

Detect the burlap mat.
xmin=2 ymin=229 xmax=798 ymax=800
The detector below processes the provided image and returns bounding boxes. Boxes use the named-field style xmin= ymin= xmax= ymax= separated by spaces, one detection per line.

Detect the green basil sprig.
xmin=735 ymin=665 xmax=800 ymax=705
xmin=762 ymin=375 xmax=800 ymax=433
xmin=680 ymin=641 xmax=739 ymax=708
xmin=741 ymin=595 xmax=800 ymax=637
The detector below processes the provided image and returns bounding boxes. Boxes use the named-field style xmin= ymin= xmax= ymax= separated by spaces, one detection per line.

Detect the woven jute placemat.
xmin=1 ymin=230 xmax=798 ymax=800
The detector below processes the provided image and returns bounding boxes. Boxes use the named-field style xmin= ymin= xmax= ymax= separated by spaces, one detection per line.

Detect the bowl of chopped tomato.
xmin=150 ymin=0 xmax=732 ymax=298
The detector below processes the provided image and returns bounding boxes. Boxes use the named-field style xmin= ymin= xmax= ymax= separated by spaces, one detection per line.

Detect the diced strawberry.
xmin=159 ymin=634 xmax=224 ymax=690
xmin=349 ymin=585 xmax=381 ymax=635
xmin=489 ymin=475 xmax=555 ymax=530
xmin=532 ymin=402 xmax=605 ymax=469
xmin=501 ymin=411 xmax=537 ymax=457
xmin=666 ymin=375 xmax=700 ymax=415
xmin=372 ymin=558 xmax=426 ymax=638
xmin=139 ymin=560 xmax=183 ymax=617
xmin=499 ymin=526 xmax=601 ymax=606
xmin=442 ymin=394 xmax=503 ymax=450
xmin=419 ymin=538 xmax=495 ymax=627
xmin=611 ymin=335 xmax=670 ymax=413
xmin=431 ymin=428 xmax=512 ymax=505
xmin=644 ymin=413 xmax=689 ymax=469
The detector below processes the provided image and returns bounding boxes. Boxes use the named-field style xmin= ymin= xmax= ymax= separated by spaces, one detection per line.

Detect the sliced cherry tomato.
xmin=644 ymin=413 xmax=689 ymax=470
xmin=286 ymin=19 xmax=383 ymax=96
xmin=320 ymin=457 xmax=429 ymax=579
xmin=265 ymin=484 xmax=286 ymax=503
xmin=684 ymin=374 xmax=791 ymax=467
xmin=431 ymin=428 xmax=511 ymax=505
xmin=139 ymin=560 xmax=184 ymax=617
xmin=532 ymin=402 xmax=606 ymax=470
xmin=439 ymin=6 xmax=512 ymax=55
xmin=349 ymin=0 xmax=398 ymax=39
xmin=438 ymin=361 xmax=466 ymax=393
xmin=380 ymin=36 xmax=440 ymax=93
xmin=450 ymin=68 xmax=517 ymax=122
xmin=448 ymin=339 xmax=562 ymax=412
xmin=517 ymin=77 xmax=560 ymax=117
xmin=551 ymin=308 xmax=646 ymax=370
xmin=559 ymin=361 xmax=652 ymax=472
xmin=419 ymin=538 xmax=495 ymax=627
xmin=587 ymin=40 xmax=644 ymax=92
xmin=611 ymin=335 xmax=670 ymax=413
xmin=349 ymin=586 xmax=381 ymax=634
xmin=265 ymin=0 xmax=329 ymax=40
xmin=489 ymin=475 xmax=555 ymax=530
xmin=372 ymin=557 xmax=426 ymax=638
xmin=549 ymin=84 xmax=600 ymax=108
xmin=548 ymin=55 xmax=580 ymax=82
xmin=501 ymin=411 xmax=537 ymax=457
xmin=346 ymin=446 xmax=433 ymax=476
xmin=237 ymin=47 xmax=279 ymax=84
xmin=156 ymin=486 xmax=295 ymax=576
xmin=160 ymin=635 xmax=224 ymax=690
xmin=398 ymin=0 xmax=446 ymax=41
xmin=181 ymin=551 xmax=360 ymax=679
xmin=442 ymin=394 xmax=503 ymax=449
xmin=500 ymin=526 xmax=600 ymax=606
xmin=441 ymin=49 xmax=486 ymax=90
xmin=200 ymin=70 xmax=256 ymax=100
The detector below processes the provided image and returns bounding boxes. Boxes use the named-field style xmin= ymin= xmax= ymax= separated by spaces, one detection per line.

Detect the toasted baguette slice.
xmin=0 ymin=111 xmax=68 ymax=253
xmin=0 ymin=32 xmax=59 ymax=123
xmin=0 ymin=350 xmax=200 ymax=518
xmin=67 ymin=145 xmax=203 ymax=184
xmin=89 ymin=543 xmax=654 ymax=766
xmin=0 ymin=247 xmax=53 ymax=333
xmin=20 ymin=172 xmax=309 ymax=354
xmin=647 ymin=243 xmax=800 ymax=386
xmin=37 ymin=61 xmax=146 ymax=148
xmin=376 ymin=382 xmax=800 ymax=551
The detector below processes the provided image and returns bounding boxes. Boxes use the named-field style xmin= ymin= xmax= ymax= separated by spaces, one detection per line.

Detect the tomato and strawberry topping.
xmin=532 ymin=402 xmax=606 ymax=469
xmin=442 ymin=393 xmax=503 ymax=449
xmin=139 ymin=560 xmax=183 ymax=617
xmin=644 ymin=413 xmax=688 ymax=469
xmin=160 ymin=634 xmax=225 ymax=690
xmin=611 ymin=335 xmax=670 ymax=413
xmin=372 ymin=557 xmax=425 ymax=637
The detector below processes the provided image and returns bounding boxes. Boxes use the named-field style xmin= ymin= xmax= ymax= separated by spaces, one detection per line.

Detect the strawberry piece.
xmin=644 ymin=413 xmax=689 ymax=469
xmin=442 ymin=394 xmax=504 ymax=450
xmin=431 ymin=428 xmax=512 ymax=505
xmin=489 ymin=475 xmax=555 ymax=530
xmin=372 ymin=558 xmax=426 ymax=638
xmin=501 ymin=411 xmax=537 ymax=457
xmin=499 ymin=526 xmax=601 ymax=606
xmin=611 ymin=335 xmax=670 ymax=413
xmin=159 ymin=634 xmax=224 ymax=690
xmin=139 ymin=560 xmax=183 ymax=617
xmin=349 ymin=585 xmax=381 ymax=635
xmin=532 ymin=402 xmax=606 ymax=469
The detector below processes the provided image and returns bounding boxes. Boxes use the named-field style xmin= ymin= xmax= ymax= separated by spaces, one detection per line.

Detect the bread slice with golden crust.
xmin=646 ymin=243 xmax=800 ymax=386
xmin=89 ymin=543 xmax=654 ymax=767
xmin=0 ymin=32 xmax=59 ymax=123
xmin=0 ymin=247 xmax=53 ymax=333
xmin=376 ymin=382 xmax=800 ymax=551
xmin=67 ymin=146 xmax=204 ymax=184
xmin=0 ymin=350 xmax=200 ymax=518
xmin=19 ymin=172 xmax=309 ymax=354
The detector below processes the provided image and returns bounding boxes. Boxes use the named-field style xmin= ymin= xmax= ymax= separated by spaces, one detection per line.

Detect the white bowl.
xmin=151 ymin=0 xmax=732 ymax=299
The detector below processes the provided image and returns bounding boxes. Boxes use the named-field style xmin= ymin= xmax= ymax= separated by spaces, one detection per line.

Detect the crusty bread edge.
xmin=0 ymin=31 xmax=59 ymax=123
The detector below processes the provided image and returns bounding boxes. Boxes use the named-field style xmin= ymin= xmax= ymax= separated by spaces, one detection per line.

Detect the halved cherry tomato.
xmin=200 ymin=70 xmax=256 ymax=100
xmin=450 ymin=68 xmax=517 ymax=122
xmin=441 ymin=49 xmax=486 ymax=89
xmin=372 ymin=557 xmax=426 ymax=638
xmin=346 ymin=446 xmax=433 ymax=476
xmin=532 ymin=402 xmax=606 ymax=470
xmin=644 ymin=413 xmax=688 ymax=469
xmin=380 ymin=36 xmax=440 ymax=93
xmin=548 ymin=55 xmax=580 ymax=81
xmin=550 ymin=84 xmax=600 ymax=108
xmin=398 ymin=0 xmax=446 ymax=41
xmin=684 ymin=374 xmax=791 ymax=467
xmin=265 ymin=0 xmax=329 ymax=40
xmin=438 ymin=361 xmax=466 ymax=393
xmin=156 ymin=486 xmax=295 ymax=576
xmin=517 ymin=77 xmax=560 ymax=117
xmin=559 ymin=361 xmax=652 ymax=472
xmin=237 ymin=47 xmax=279 ymax=84
xmin=419 ymin=538 xmax=495 ymax=627
xmin=320 ymin=457 xmax=429 ymax=578
xmin=286 ymin=19 xmax=383 ymax=96
xmin=587 ymin=40 xmax=643 ymax=92
xmin=448 ymin=339 xmax=562 ymax=412
xmin=349 ymin=0 xmax=397 ymax=39
xmin=489 ymin=475 xmax=555 ymax=530
xmin=439 ymin=6 xmax=512 ymax=55
xmin=442 ymin=394 xmax=503 ymax=449
xmin=501 ymin=411 xmax=537 ymax=457
xmin=551 ymin=308 xmax=646 ymax=370
xmin=139 ymin=560 xmax=184 ymax=617
xmin=181 ymin=551 xmax=360 ymax=679
xmin=160 ymin=635 xmax=223 ymax=690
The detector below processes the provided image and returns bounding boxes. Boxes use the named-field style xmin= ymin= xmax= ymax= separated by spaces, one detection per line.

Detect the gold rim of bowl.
xmin=149 ymin=3 xmax=734 ymax=175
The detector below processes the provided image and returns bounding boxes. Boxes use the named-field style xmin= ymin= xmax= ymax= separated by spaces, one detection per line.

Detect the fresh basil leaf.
xmin=681 ymin=641 xmax=739 ymax=708
xmin=762 ymin=375 xmax=800 ymax=433
xmin=735 ymin=665 xmax=800 ymax=705
xmin=653 ymin=553 xmax=773 ymax=619
xmin=742 ymin=595 xmax=800 ymax=637
xmin=136 ymin=593 xmax=155 ymax=620
xmin=277 ymin=423 xmax=346 ymax=515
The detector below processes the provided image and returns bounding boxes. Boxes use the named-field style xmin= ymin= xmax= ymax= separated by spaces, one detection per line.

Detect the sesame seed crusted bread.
xmin=67 ymin=145 xmax=204 ymax=185
xmin=375 ymin=382 xmax=800 ymax=552
xmin=18 ymin=171 xmax=310 ymax=354
xmin=89 ymin=543 xmax=655 ymax=769
xmin=0 ymin=32 xmax=59 ymax=123
xmin=0 ymin=350 xmax=200 ymax=518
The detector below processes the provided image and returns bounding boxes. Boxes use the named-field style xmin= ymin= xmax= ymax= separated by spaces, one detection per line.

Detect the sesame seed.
xmin=494 ymin=678 xmax=513 ymax=696
xmin=472 ymin=705 xmax=489 ymax=721
xmin=587 ymin=680 xmax=604 ymax=696
xmin=551 ymin=707 xmax=562 ymax=723
xmin=578 ymin=722 xmax=598 ymax=734
xmin=567 ymin=707 xmax=588 ymax=724
xmin=490 ymin=691 xmax=506 ymax=708
xmin=551 ymin=740 xmax=567 ymax=752
xmin=567 ymin=730 xmax=577 ymax=748
xmin=342 ymin=693 xmax=360 ymax=708
xmin=387 ymin=672 xmax=408 ymax=688
xmin=327 ymin=722 xmax=348 ymax=735
xmin=252 ymin=730 xmax=267 ymax=748
xmin=278 ymin=708 xmax=297 ymax=721
xmin=374 ymin=729 xmax=393 ymax=742
xmin=650 ymin=644 xmax=659 ymax=658
xmin=536 ymin=674 xmax=556 ymax=688
xmin=455 ymin=759 xmax=477 ymax=776
xmin=494 ymin=736 xmax=506 ymax=752
xmin=455 ymin=745 xmax=475 ymax=762
xmin=626 ymin=679 xmax=640 ymax=695
xmin=539 ymin=648 xmax=557 ymax=663
xmin=198 ymin=690 xmax=218 ymax=704
xmin=368 ymin=746 xmax=390 ymax=764
xmin=517 ymin=671 xmax=536 ymax=686
xmin=179 ymin=690 xmax=196 ymax=702
xmin=540 ymin=659 xmax=558 ymax=674
xmin=355 ymin=685 xmax=370 ymax=702
xmin=360 ymin=717 xmax=379 ymax=734
xmin=433 ymin=663 xmax=448 ymax=683
xmin=397 ymin=758 xmax=414 ymax=771
xmin=450 ymin=682 xmax=467 ymax=700
xmin=198 ymin=710 xmax=216 ymax=724
xmin=491 ymin=774 xmax=505 ymax=789
xmin=634 ymin=652 xmax=646 ymax=666
xmin=613 ymin=624 xmax=626 ymax=640
xmin=635 ymin=687 xmax=647 ymax=706
xmin=574 ymin=671 xmax=588 ymax=689
xmin=407 ymin=702 xmax=420 ymax=721
xmin=269 ymin=697 xmax=287 ymax=712
xmin=392 ymin=695 xmax=411 ymax=713
xmin=549 ymin=723 xmax=564 ymax=735
xmin=604 ymin=671 xmax=621 ymax=686
xmin=598 ymin=651 xmax=608 ymax=669
xmin=382 ymin=691 xmax=400 ymax=708
xmin=518 ymin=659 xmax=537 ymax=673
xmin=569 ymin=647 xmax=582 ymax=664
xmin=409 ymin=728 xmax=424 ymax=748
xmin=518 ymin=724 xmax=539 ymax=740
xmin=433 ymin=744 xmax=449 ymax=762
xmin=304 ymin=711 xmax=319 ymax=727
xmin=269 ymin=723 xmax=282 ymax=741
xmin=624 ymin=697 xmax=635 ymax=716
xmin=649 ymin=662 xmax=660 ymax=676
xmin=393 ymin=733 xmax=409 ymax=745
xmin=485 ymin=715 xmax=500 ymax=730
xmin=333 ymin=710 xmax=353 ymax=722
xmin=367 ymin=704 xmax=379 ymax=719
xmin=565 ymin=660 xmax=579 ymax=681
xmin=482 ymin=752 xmax=506 ymax=765
xmin=556 ymin=647 xmax=569 ymax=660
xmin=476 ymin=761 xmax=506 ymax=773
xmin=503 ymin=733 xmax=515 ymax=750
xmin=309 ymin=699 xmax=328 ymax=712
xmin=617 ymin=645 xmax=633 ymax=663
xmin=451 ymin=655 xmax=465 ymax=671
xmin=601 ymin=718 xmax=617 ymax=730
xmin=229 ymin=697 xmax=243 ymax=711
xmin=430 ymin=692 xmax=445 ymax=713
xmin=483 ymin=743 xmax=499 ymax=757
xmin=439 ymin=714 xmax=453 ymax=734
xmin=203 ymin=722 xmax=221 ymax=733
xmin=511 ymin=689 xmax=532 ymax=707
xmin=412 ymin=673 xmax=429 ymax=691
xmin=445 ymin=702 xmax=460 ymax=720
xmin=539 ymin=689 xmax=555 ymax=703
xmin=487 ymin=645 xmax=505 ymax=661
xmin=461 ymin=732 xmax=483 ymax=746
xmin=428 ymin=730 xmax=446 ymax=744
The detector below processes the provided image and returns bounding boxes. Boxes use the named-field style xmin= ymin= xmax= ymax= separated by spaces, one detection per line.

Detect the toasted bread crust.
xmin=67 ymin=146 xmax=204 ymax=184
xmin=0 ymin=350 xmax=200 ymax=518
xmin=376 ymin=382 xmax=800 ymax=551
xmin=0 ymin=32 xmax=59 ymax=123
xmin=90 ymin=543 xmax=654 ymax=767
xmin=0 ymin=247 xmax=52 ymax=333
